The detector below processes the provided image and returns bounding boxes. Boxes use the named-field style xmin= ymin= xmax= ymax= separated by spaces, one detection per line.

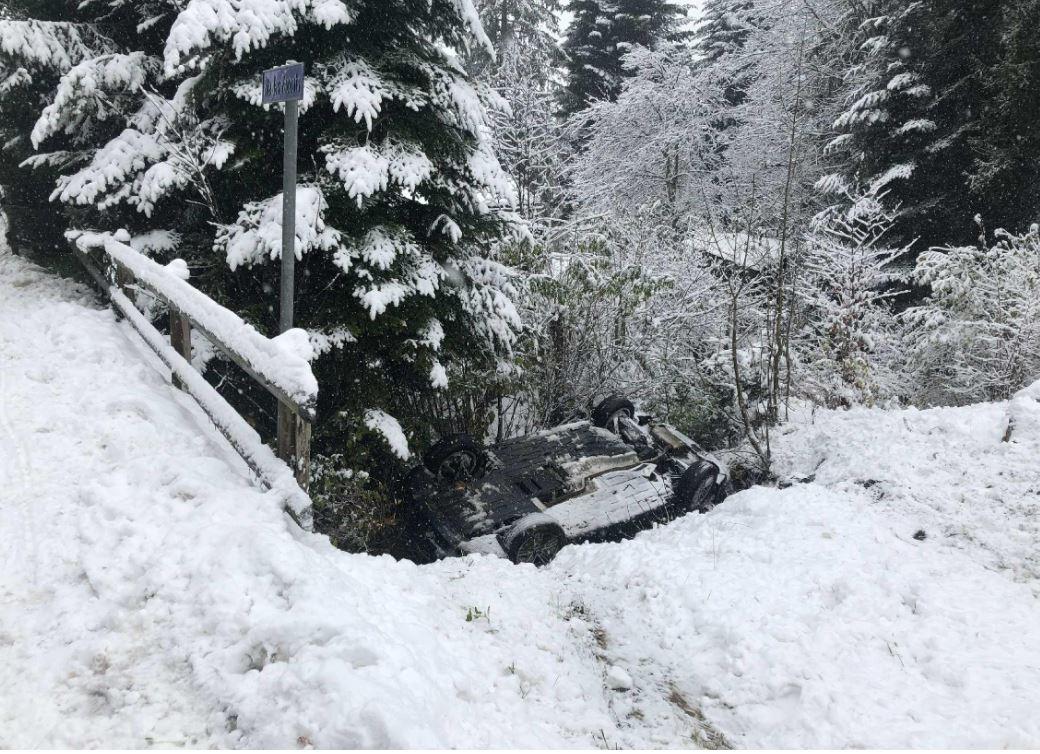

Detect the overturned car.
xmin=403 ymin=396 xmax=730 ymax=565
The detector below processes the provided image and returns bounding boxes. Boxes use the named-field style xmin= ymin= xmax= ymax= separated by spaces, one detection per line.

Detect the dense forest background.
xmin=2 ymin=0 xmax=1038 ymax=550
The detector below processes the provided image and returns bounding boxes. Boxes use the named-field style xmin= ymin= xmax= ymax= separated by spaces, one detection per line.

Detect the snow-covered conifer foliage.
xmin=176 ymin=0 xmax=522 ymax=461
xmin=560 ymin=0 xmax=684 ymax=115
xmin=0 ymin=5 xmax=122 ymax=254
xmin=0 ymin=1 xmax=223 ymax=254
xmin=815 ymin=2 xmax=934 ymax=236
xmin=818 ymin=0 xmax=1040 ymax=247
xmin=1 ymin=0 xmax=522 ymax=470
xmin=797 ymin=191 xmax=908 ymax=408
xmin=694 ymin=0 xmax=757 ymax=109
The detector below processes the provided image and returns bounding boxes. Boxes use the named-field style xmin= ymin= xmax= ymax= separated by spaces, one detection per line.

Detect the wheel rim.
xmin=438 ymin=450 xmax=478 ymax=482
xmin=515 ymin=531 xmax=562 ymax=565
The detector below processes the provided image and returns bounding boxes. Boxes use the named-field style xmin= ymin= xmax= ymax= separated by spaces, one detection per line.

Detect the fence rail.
xmin=68 ymin=230 xmax=316 ymax=521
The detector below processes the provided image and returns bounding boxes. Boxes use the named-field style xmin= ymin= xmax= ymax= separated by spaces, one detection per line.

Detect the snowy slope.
xmin=2 ymin=249 xmax=1040 ymax=748
xmin=0 ymin=251 xmax=621 ymax=748
xmin=549 ymin=396 xmax=1040 ymax=747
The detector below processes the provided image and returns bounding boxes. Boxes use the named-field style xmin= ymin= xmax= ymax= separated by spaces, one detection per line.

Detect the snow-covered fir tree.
xmin=0 ymin=1 xmax=130 ymax=255
xmin=0 ymin=0 xmax=226 ymax=260
xmin=694 ymin=0 xmax=757 ymax=107
xmin=797 ymin=189 xmax=908 ymax=408
xmin=173 ymin=0 xmax=524 ymax=465
xmin=816 ymin=1 xmax=935 ymax=243
xmin=965 ymin=0 xmax=1040 ymax=237
xmin=5 ymin=0 xmax=524 ymax=473
xmin=468 ymin=0 xmax=560 ymax=77
xmin=559 ymin=0 xmax=684 ymax=115
xmin=820 ymin=0 xmax=1040 ymax=246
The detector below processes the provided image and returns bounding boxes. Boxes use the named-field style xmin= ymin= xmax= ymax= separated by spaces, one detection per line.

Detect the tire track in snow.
xmin=563 ymin=595 xmax=732 ymax=748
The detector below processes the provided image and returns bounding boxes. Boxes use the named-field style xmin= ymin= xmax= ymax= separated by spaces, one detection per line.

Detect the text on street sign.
xmin=262 ymin=62 xmax=305 ymax=105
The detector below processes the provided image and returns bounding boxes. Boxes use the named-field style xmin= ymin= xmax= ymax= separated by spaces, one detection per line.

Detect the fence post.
xmin=114 ymin=264 xmax=132 ymax=292
xmin=169 ymin=308 xmax=192 ymax=389
xmin=278 ymin=403 xmax=311 ymax=491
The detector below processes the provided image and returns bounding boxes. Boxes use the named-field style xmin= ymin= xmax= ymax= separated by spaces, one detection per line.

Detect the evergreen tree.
xmin=183 ymin=0 xmax=521 ymax=464
xmin=822 ymin=0 xmax=1040 ymax=246
xmin=798 ymin=189 xmax=909 ymax=408
xmin=694 ymin=0 xmax=756 ymax=107
xmin=0 ymin=0 xmax=130 ymax=257
xmin=967 ymin=0 xmax=1040 ymax=235
xmin=815 ymin=0 xmax=934 ymax=242
xmin=5 ymin=0 xmax=523 ymax=473
xmin=468 ymin=0 xmax=561 ymax=77
xmin=910 ymin=0 xmax=1002 ymax=244
xmin=560 ymin=0 xmax=684 ymax=115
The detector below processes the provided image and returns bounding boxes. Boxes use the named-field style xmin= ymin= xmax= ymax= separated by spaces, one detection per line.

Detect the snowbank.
xmin=773 ymin=397 xmax=1040 ymax=586
xmin=3 ymin=251 xmax=1040 ymax=747
xmin=1006 ymin=377 xmax=1040 ymax=443
xmin=0 ymin=251 xmax=617 ymax=748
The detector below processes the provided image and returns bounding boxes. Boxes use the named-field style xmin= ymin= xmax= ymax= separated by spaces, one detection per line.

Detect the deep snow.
xmin=2 ymin=248 xmax=1040 ymax=748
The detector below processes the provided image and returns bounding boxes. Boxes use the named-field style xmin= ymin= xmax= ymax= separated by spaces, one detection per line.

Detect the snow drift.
xmin=2 ymin=251 xmax=1040 ymax=747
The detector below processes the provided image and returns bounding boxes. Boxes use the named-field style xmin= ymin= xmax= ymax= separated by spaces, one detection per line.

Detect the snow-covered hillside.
xmin=2 ymin=250 xmax=1040 ymax=748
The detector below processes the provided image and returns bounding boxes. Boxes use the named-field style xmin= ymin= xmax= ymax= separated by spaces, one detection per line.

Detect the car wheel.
xmin=715 ymin=477 xmax=734 ymax=506
xmin=423 ymin=434 xmax=487 ymax=483
xmin=675 ymin=461 xmax=719 ymax=513
xmin=592 ymin=395 xmax=635 ymax=433
xmin=498 ymin=513 xmax=567 ymax=566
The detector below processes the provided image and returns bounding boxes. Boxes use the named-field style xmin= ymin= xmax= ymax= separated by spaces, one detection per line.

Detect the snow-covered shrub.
xmin=903 ymin=221 xmax=1040 ymax=405
xmin=500 ymin=207 xmax=747 ymax=447
xmin=506 ymin=230 xmax=668 ymax=432
xmin=797 ymin=191 xmax=909 ymax=408
xmin=309 ymin=454 xmax=397 ymax=554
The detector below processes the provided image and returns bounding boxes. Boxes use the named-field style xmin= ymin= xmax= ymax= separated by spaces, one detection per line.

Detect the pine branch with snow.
xmin=797 ymin=188 xmax=909 ymax=408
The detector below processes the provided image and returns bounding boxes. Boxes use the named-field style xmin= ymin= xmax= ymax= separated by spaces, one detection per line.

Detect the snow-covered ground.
xmin=2 ymin=248 xmax=1040 ymax=748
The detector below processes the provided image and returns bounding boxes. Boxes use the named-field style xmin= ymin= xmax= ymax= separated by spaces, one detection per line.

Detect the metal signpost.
xmin=262 ymin=62 xmax=310 ymax=481
xmin=262 ymin=61 xmax=305 ymax=334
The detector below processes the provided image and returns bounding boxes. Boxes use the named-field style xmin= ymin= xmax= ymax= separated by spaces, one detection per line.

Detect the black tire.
xmin=674 ymin=461 xmax=720 ymax=513
xmin=714 ymin=477 xmax=734 ymax=507
xmin=592 ymin=395 xmax=635 ymax=432
xmin=394 ymin=465 xmax=426 ymax=500
xmin=498 ymin=513 xmax=567 ymax=566
xmin=423 ymin=434 xmax=487 ymax=483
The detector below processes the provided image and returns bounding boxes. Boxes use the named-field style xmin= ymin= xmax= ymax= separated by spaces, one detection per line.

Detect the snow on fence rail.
xmin=67 ymin=230 xmax=316 ymax=520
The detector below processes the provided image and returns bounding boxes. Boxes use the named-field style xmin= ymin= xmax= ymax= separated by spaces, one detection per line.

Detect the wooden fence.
xmin=68 ymin=230 xmax=316 ymax=523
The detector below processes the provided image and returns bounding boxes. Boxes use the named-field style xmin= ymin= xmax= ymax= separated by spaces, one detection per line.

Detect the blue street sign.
xmin=262 ymin=62 xmax=305 ymax=105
